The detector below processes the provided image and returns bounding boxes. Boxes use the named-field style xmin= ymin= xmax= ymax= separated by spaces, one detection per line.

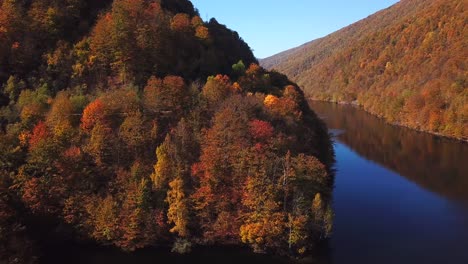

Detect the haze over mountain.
xmin=262 ymin=0 xmax=467 ymax=140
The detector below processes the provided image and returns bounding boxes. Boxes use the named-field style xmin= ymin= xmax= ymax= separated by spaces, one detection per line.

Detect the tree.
xmin=287 ymin=214 xmax=309 ymax=254
xmin=81 ymin=99 xmax=107 ymax=132
xmin=151 ymin=118 xmax=198 ymax=191
xmin=311 ymin=193 xmax=324 ymax=224
xmin=195 ymin=26 xmax=209 ymax=40
xmin=117 ymin=177 xmax=155 ymax=251
xmin=151 ymin=135 xmax=175 ymax=190
xmin=17 ymin=86 xmax=50 ymax=126
xmin=171 ymin=13 xmax=191 ymax=32
xmin=87 ymin=195 xmax=119 ymax=243
xmin=46 ymin=91 xmax=74 ymax=139
xmin=166 ymin=177 xmax=190 ymax=237
xmin=232 ymin=60 xmax=246 ymax=79
xmin=201 ymin=74 xmax=234 ymax=106
xmin=119 ymin=111 xmax=147 ymax=154
xmin=3 ymin=75 xmax=24 ymax=102
xmin=143 ymin=75 xmax=188 ymax=122
xmin=191 ymin=16 xmax=203 ymax=28
xmin=85 ymin=121 xmax=113 ymax=166
xmin=264 ymin=94 xmax=302 ymax=122
xmin=249 ymin=119 xmax=274 ymax=141
xmin=28 ymin=121 xmax=49 ymax=151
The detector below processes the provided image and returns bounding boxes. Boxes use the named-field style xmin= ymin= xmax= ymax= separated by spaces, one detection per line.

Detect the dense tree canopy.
xmin=0 ymin=0 xmax=333 ymax=262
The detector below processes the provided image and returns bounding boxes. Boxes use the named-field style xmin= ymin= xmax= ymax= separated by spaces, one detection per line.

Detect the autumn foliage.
xmin=0 ymin=0 xmax=333 ymax=260
xmin=0 ymin=67 xmax=333 ymax=257
xmin=249 ymin=119 xmax=274 ymax=141
xmin=28 ymin=121 xmax=49 ymax=150
xmin=81 ymin=99 xmax=106 ymax=131
xmin=263 ymin=0 xmax=467 ymax=140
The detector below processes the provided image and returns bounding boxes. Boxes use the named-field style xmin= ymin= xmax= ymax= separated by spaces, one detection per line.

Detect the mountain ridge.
xmin=262 ymin=0 xmax=467 ymax=140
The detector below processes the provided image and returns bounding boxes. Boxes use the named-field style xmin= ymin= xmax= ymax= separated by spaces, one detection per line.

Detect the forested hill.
xmin=0 ymin=0 xmax=257 ymax=95
xmin=0 ymin=0 xmax=334 ymax=262
xmin=262 ymin=0 xmax=467 ymax=140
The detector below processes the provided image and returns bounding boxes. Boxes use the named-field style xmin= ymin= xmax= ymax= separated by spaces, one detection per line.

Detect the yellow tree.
xmin=166 ymin=177 xmax=189 ymax=237
xmin=151 ymin=135 xmax=174 ymax=190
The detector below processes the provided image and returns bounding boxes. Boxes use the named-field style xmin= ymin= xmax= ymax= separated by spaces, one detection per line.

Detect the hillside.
xmin=262 ymin=0 xmax=467 ymax=140
xmin=0 ymin=0 xmax=333 ymax=262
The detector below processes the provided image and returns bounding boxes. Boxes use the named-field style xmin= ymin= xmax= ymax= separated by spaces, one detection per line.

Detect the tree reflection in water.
xmin=310 ymin=101 xmax=468 ymax=203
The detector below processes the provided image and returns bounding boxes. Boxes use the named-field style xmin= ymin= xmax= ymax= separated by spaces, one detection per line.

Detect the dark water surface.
xmin=39 ymin=102 xmax=468 ymax=264
xmin=309 ymin=101 xmax=468 ymax=264
xmin=40 ymin=245 xmax=295 ymax=264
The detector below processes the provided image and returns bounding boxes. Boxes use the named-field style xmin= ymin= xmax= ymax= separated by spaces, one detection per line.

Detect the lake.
xmin=309 ymin=101 xmax=468 ymax=264
xmin=40 ymin=101 xmax=468 ymax=264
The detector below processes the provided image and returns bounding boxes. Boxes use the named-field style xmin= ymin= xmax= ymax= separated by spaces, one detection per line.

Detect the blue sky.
xmin=191 ymin=0 xmax=400 ymax=58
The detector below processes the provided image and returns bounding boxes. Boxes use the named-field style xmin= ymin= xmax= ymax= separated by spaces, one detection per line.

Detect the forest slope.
xmin=262 ymin=0 xmax=467 ymax=140
xmin=0 ymin=0 xmax=333 ymax=262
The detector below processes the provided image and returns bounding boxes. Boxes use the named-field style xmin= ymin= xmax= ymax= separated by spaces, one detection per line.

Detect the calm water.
xmin=309 ymin=101 xmax=468 ymax=264
xmin=40 ymin=102 xmax=468 ymax=264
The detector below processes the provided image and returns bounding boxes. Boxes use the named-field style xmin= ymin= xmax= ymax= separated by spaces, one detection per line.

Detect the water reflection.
xmin=309 ymin=101 xmax=468 ymax=264
xmin=309 ymin=101 xmax=468 ymax=203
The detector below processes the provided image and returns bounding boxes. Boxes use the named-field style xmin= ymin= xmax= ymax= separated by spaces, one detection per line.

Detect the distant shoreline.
xmin=308 ymin=99 xmax=468 ymax=143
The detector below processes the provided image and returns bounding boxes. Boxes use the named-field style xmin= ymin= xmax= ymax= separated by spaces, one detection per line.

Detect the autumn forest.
xmin=0 ymin=0 xmax=334 ymax=263
xmin=262 ymin=0 xmax=467 ymax=141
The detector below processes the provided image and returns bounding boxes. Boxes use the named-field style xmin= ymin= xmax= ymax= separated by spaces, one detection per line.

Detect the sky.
xmin=191 ymin=0 xmax=400 ymax=58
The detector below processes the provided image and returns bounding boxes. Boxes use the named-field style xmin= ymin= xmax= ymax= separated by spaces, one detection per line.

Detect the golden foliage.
xmin=166 ymin=177 xmax=189 ymax=237
xmin=263 ymin=0 xmax=467 ymax=140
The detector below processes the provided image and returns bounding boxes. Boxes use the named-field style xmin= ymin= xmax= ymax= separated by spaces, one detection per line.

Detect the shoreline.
xmin=308 ymin=99 xmax=468 ymax=144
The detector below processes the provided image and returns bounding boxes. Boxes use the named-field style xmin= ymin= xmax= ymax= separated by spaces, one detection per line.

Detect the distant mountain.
xmin=262 ymin=0 xmax=467 ymax=140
